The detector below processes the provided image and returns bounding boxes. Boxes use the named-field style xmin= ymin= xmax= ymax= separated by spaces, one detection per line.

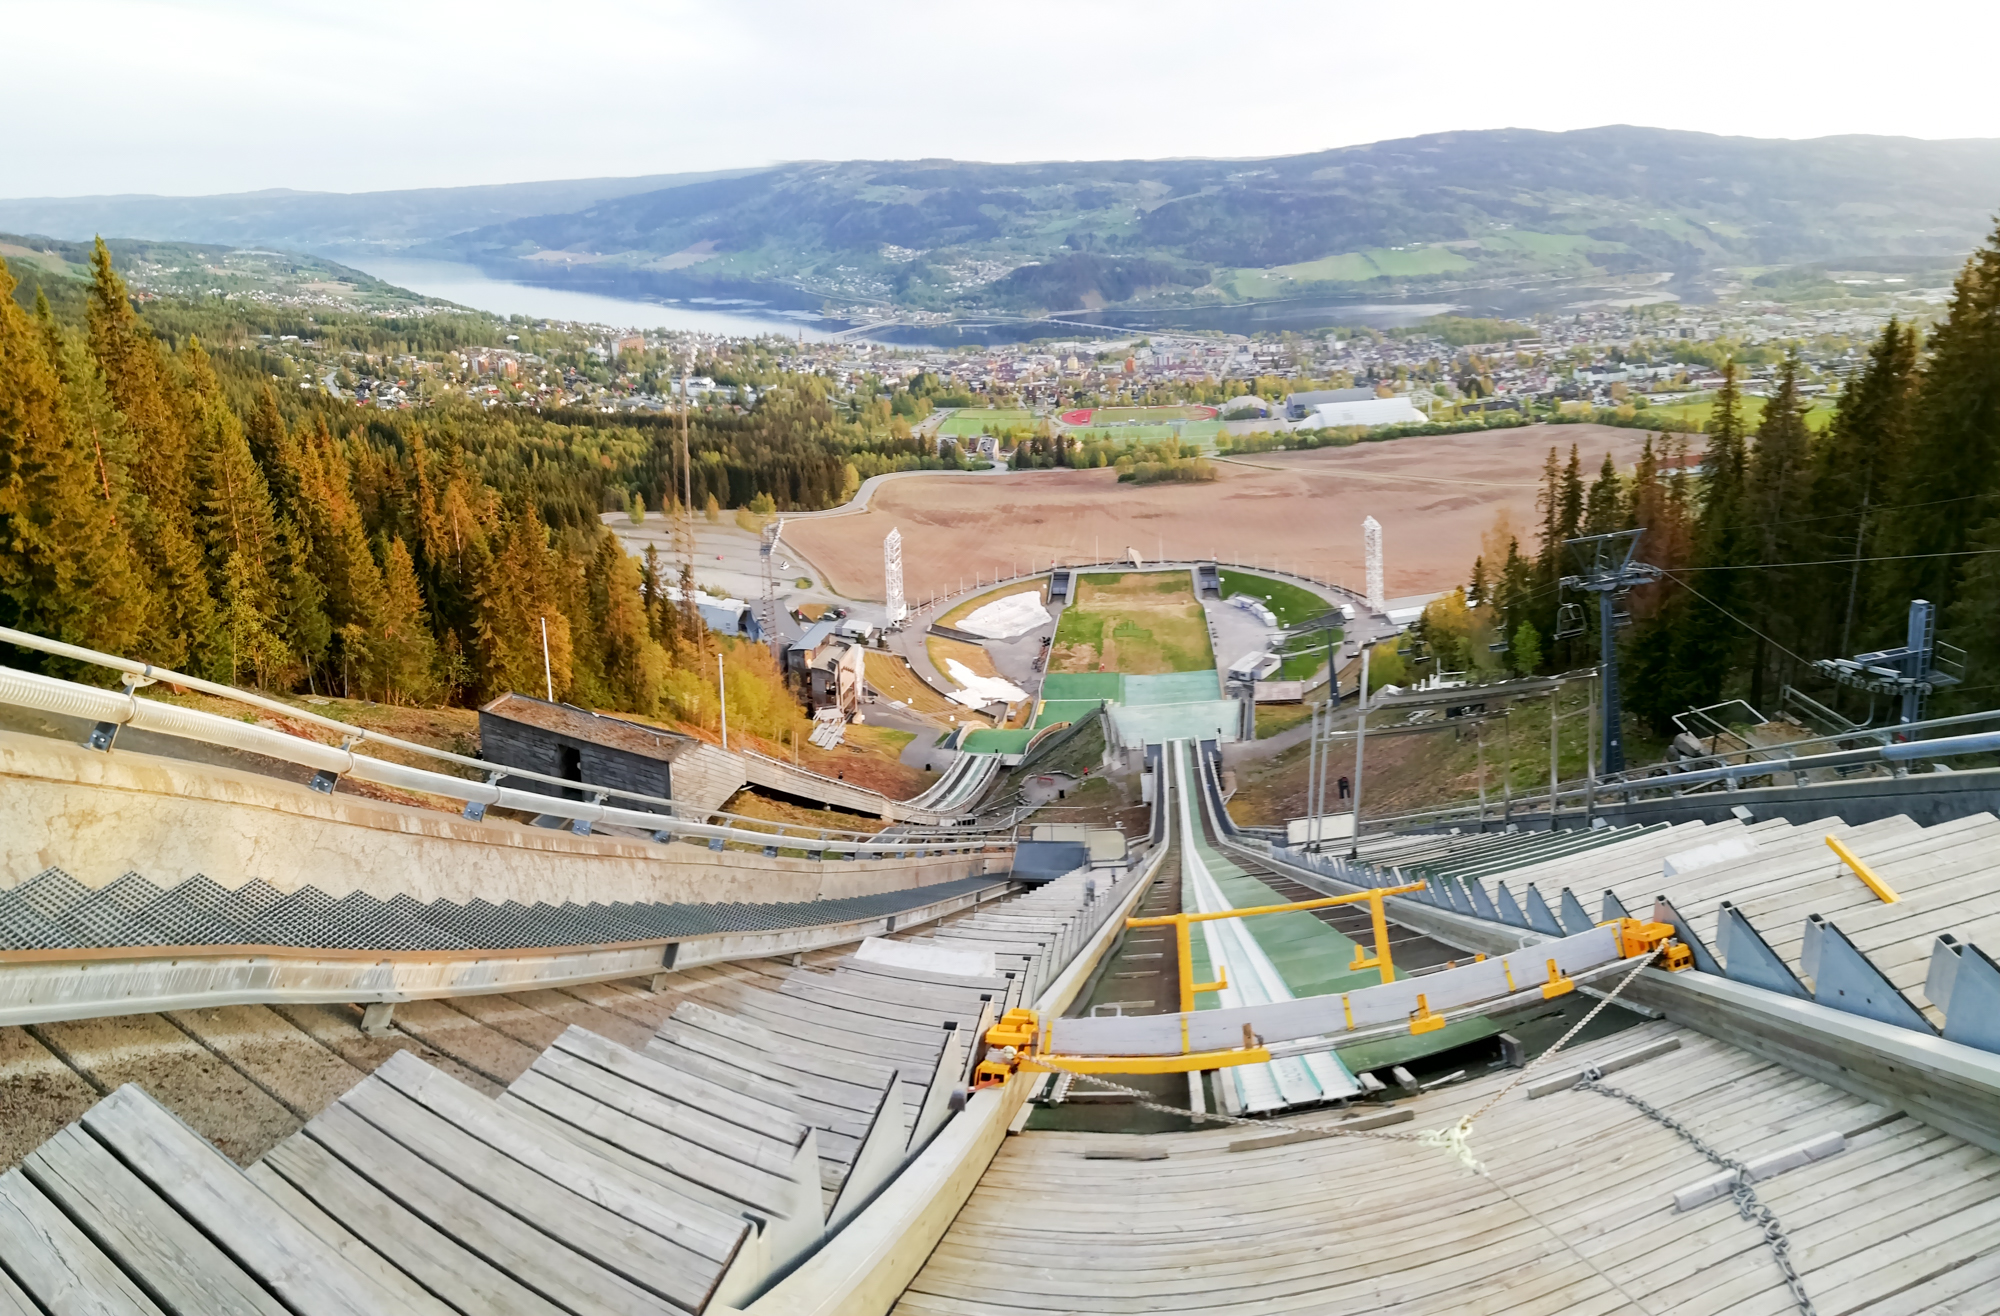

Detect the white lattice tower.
xmin=760 ymin=518 xmax=784 ymax=652
xmin=884 ymin=527 xmax=907 ymax=624
xmin=1363 ymin=515 xmax=1385 ymax=612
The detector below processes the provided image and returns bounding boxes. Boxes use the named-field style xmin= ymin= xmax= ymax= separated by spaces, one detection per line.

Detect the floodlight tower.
xmin=884 ymin=527 xmax=907 ymax=627
xmin=760 ymin=518 xmax=785 ymax=655
xmin=1362 ymin=516 xmax=1385 ymax=613
xmin=1560 ymin=528 xmax=1661 ymax=775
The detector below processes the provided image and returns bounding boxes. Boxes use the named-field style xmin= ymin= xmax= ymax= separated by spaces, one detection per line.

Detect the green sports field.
xmin=1643 ymin=395 xmax=1837 ymax=433
xmin=1086 ymin=406 xmax=1216 ymax=423
xmin=1050 ymin=572 xmax=1214 ymax=675
xmin=1217 ymin=569 xmax=1333 ymax=627
xmin=937 ymin=408 xmax=1039 ymax=437
xmin=1067 ymin=421 xmax=1225 ymax=449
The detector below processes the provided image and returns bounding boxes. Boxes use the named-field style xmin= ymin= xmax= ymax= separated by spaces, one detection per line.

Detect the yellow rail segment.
xmin=969 ymin=917 xmax=1688 ymax=1086
xmin=1125 ymin=883 xmax=1427 ymax=1012
xmin=1827 ymin=834 xmax=1900 ymax=903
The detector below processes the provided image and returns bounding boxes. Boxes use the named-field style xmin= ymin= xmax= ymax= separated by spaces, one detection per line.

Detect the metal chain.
xmin=1043 ymin=1065 xmax=1426 ymax=1142
xmin=1573 ymin=1072 xmax=1818 ymax=1316
xmin=1457 ymin=950 xmax=1656 ymax=1129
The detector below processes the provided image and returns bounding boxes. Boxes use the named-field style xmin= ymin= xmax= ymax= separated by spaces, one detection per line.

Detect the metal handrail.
xmin=0 ymin=624 xmax=701 ymax=813
xmin=1358 ymin=724 xmax=2000 ymax=833
xmin=0 ymin=626 xmax=1013 ymax=851
xmin=0 ymin=663 xmax=998 ymax=856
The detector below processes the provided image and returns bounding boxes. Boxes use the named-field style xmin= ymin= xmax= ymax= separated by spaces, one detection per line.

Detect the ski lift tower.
xmin=1811 ymin=598 xmax=1963 ymax=733
xmin=759 ymin=517 xmax=785 ymax=656
xmin=1561 ymin=528 xmax=1661 ymax=775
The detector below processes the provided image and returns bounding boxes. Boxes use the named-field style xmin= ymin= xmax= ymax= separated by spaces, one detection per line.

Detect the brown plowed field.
xmin=784 ymin=424 xmax=1659 ymax=603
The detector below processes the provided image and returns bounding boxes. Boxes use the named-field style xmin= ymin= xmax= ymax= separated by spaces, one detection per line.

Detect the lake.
xmin=344 ymin=257 xmax=1689 ymax=346
xmin=341 ymin=257 xmax=842 ymax=340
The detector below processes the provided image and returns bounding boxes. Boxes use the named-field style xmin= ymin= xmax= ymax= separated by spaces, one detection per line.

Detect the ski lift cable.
xmin=1655 ymin=568 xmax=1816 ymax=667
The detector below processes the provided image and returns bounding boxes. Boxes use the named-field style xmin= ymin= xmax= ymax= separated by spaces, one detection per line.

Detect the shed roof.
xmin=480 ymin=691 xmax=694 ymax=761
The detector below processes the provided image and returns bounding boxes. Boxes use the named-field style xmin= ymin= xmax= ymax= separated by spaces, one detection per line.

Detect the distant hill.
xmin=8 ymin=127 xmax=2000 ymax=316
xmin=0 ymin=169 xmax=765 ymax=258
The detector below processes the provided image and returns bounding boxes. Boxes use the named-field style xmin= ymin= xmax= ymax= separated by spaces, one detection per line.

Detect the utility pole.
xmin=1548 ymin=686 xmax=1560 ymax=829
xmin=1585 ymin=672 xmax=1598 ymax=824
xmin=1560 ymin=528 xmax=1661 ymax=775
xmin=540 ymin=616 xmax=553 ymax=702
xmin=717 ymin=653 xmax=728 ymax=750
xmin=1476 ymin=722 xmax=1487 ymax=824
xmin=1347 ymin=644 xmax=1371 ymax=860
xmin=1305 ymin=699 xmax=1322 ymax=848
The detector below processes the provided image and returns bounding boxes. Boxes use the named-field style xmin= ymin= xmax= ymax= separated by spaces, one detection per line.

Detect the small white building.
xmin=1307 ymin=397 xmax=1429 ymax=429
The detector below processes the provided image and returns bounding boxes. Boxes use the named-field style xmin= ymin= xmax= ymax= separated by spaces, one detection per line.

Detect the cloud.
xmin=7 ymin=0 xmax=2000 ymax=197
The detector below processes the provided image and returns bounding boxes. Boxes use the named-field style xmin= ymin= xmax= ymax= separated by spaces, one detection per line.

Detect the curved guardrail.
xmin=0 ymin=624 xmax=1020 ymax=849
xmin=0 ymin=657 xmax=998 ymax=858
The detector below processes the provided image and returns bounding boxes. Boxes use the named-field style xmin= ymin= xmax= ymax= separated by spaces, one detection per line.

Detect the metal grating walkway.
xmin=0 ymin=868 xmax=1013 ymax=954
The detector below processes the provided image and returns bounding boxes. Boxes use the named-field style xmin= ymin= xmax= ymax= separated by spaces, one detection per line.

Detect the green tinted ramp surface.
xmin=961 ymin=728 xmax=1033 ymax=753
xmin=1108 ymin=701 xmax=1241 ymax=745
xmin=1123 ymin=671 xmax=1223 ymax=704
xmin=1039 ymin=672 xmax=1125 ymax=702
xmin=1187 ymin=826 xmax=1384 ymax=1002
xmin=1031 ymin=698 xmax=1106 ymax=730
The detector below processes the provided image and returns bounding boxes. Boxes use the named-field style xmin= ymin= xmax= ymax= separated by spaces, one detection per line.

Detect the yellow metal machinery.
xmin=1125 ymin=883 xmax=1428 ymax=1014
xmin=970 ymin=916 xmax=1689 ymax=1087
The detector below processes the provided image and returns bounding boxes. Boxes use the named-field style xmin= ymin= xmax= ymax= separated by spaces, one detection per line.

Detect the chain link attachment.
xmin=1572 ymin=1071 xmax=1818 ymax=1316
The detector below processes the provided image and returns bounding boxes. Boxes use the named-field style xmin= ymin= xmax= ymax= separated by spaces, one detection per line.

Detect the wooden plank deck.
xmin=896 ymin=1022 xmax=2000 ymax=1316
xmin=0 ymin=865 xmax=1130 ymax=1313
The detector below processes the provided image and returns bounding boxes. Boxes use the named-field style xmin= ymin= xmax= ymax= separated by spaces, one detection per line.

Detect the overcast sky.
xmin=8 ymin=0 xmax=2000 ymax=198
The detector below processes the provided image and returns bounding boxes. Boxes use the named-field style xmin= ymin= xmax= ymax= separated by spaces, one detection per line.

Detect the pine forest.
xmin=1410 ymin=223 xmax=2000 ymax=732
xmin=0 ymin=241 xmax=965 ymax=743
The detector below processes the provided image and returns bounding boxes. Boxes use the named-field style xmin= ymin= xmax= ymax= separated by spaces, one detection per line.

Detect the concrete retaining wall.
xmin=0 ymin=731 xmax=990 ymax=907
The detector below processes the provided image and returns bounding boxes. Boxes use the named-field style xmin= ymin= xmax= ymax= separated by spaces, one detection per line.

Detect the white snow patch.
xmin=943 ymin=659 xmax=1029 ymax=708
xmin=956 ymin=591 xmax=1052 ymax=639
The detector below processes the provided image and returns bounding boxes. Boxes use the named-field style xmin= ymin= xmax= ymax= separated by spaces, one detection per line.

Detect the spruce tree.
xmin=291 ymin=417 xmax=389 ymax=694
xmin=471 ymin=505 xmax=573 ymax=700
xmin=590 ymin=534 xmax=666 ymax=714
xmin=244 ymin=384 xmax=301 ymax=506
xmin=1814 ymin=319 xmax=1917 ymax=657
xmin=85 ymin=239 xmax=190 ymax=516
xmin=678 ymin=559 xmax=705 ymax=657
xmin=1583 ymin=451 xmax=1623 ymax=537
xmin=1557 ymin=445 xmax=1585 ymax=544
xmin=0 ymin=258 xmax=149 ymax=662
xmin=188 ymin=342 xmax=288 ymax=669
xmin=1884 ymin=220 xmax=2000 ymax=617
xmin=373 ymin=536 xmax=438 ymax=705
xmin=1643 ymin=363 xmax=1750 ymax=725
xmin=1741 ymin=353 xmax=1816 ymax=705
xmin=1534 ymin=446 xmax=1562 ymax=574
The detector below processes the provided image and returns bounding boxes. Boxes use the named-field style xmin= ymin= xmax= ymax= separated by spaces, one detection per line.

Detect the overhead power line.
xmin=1671 ymin=547 xmax=2000 ymax=572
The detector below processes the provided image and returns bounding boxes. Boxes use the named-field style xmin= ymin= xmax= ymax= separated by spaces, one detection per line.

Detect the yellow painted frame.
xmin=1125 ymin=882 xmax=1425 ymax=1011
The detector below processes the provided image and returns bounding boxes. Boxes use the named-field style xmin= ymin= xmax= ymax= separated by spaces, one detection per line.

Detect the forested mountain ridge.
xmin=7 ymin=128 xmax=2000 ymax=317
xmin=0 ymin=168 xmax=763 ymax=259
xmin=435 ymin=126 xmax=2000 ymax=311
